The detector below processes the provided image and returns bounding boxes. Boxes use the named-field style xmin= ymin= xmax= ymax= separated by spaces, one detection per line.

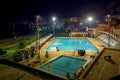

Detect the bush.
xmin=0 ymin=48 xmax=7 ymax=56
xmin=12 ymin=51 xmax=23 ymax=62
xmin=30 ymin=46 xmax=35 ymax=58
xmin=17 ymin=40 xmax=27 ymax=49
xmin=30 ymin=52 xmax=35 ymax=58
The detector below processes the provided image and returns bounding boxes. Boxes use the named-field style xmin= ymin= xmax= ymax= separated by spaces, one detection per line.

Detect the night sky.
xmin=0 ymin=0 xmax=112 ymax=39
xmin=0 ymin=0 xmax=110 ymax=22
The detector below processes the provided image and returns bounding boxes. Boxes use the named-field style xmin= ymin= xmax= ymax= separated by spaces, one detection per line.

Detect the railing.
xmin=25 ymin=34 xmax=52 ymax=48
xmin=97 ymin=34 xmax=119 ymax=48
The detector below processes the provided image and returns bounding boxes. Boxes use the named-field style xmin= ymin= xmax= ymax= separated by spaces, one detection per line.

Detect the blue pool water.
xmin=38 ymin=55 xmax=87 ymax=78
xmin=46 ymin=38 xmax=98 ymax=50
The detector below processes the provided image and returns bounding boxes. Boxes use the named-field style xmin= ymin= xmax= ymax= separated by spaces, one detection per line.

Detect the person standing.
xmin=66 ymin=72 xmax=70 ymax=79
xmin=45 ymin=51 xmax=49 ymax=58
xmin=56 ymin=46 xmax=59 ymax=51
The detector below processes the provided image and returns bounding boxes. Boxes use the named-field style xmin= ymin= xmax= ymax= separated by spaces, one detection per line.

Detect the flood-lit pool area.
xmin=46 ymin=38 xmax=98 ymax=50
xmin=38 ymin=55 xmax=87 ymax=78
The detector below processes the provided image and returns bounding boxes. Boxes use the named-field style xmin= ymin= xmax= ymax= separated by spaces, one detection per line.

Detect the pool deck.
xmin=19 ymin=37 xmax=103 ymax=66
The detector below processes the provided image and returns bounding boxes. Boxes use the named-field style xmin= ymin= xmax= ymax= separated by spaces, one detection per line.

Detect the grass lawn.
xmin=0 ymin=49 xmax=16 ymax=59
xmin=0 ymin=39 xmax=15 ymax=49
xmin=0 ymin=35 xmax=36 ymax=59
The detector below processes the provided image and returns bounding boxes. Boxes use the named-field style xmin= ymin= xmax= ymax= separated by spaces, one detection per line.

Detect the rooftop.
xmin=0 ymin=63 xmax=41 ymax=80
xmin=84 ymin=48 xmax=120 ymax=80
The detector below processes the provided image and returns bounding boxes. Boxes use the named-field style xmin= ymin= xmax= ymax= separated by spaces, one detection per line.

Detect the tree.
xmin=0 ymin=48 xmax=7 ymax=56
xmin=12 ymin=51 xmax=23 ymax=62
xmin=30 ymin=46 xmax=35 ymax=58
xmin=23 ymin=49 xmax=29 ymax=58
xmin=22 ymin=49 xmax=29 ymax=62
xmin=17 ymin=40 xmax=27 ymax=49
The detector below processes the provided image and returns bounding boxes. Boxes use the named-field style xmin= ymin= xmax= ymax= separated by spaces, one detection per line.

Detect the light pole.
xmin=105 ymin=14 xmax=111 ymax=47
xmin=87 ymin=17 xmax=93 ymax=27
xmin=36 ymin=15 xmax=40 ymax=62
xmin=12 ymin=32 xmax=17 ymax=44
xmin=87 ymin=17 xmax=93 ymax=37
xmin=52 ymin=17 xmax=56 ymax=37
xmin=12 ymin=23 xmax=16 ymax=44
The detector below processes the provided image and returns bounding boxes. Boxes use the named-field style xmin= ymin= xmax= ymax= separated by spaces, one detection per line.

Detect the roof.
xmin=84 ymin=48 xmax=120 ymax=80
xmin=0 ymin=59 xmax=65 ymax=80
xmin=0 ymin=63 xmax=41 ymax=80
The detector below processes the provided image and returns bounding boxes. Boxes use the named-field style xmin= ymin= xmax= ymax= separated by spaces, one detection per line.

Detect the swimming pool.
xmin=38 ymin=55 xmax=87 ymax=78
xmin=46 ymin=38 xmax=98 ymax=50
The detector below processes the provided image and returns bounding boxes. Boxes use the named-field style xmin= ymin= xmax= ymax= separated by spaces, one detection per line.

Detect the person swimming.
xmin=47 ymin=62 xmax=50 ymax=71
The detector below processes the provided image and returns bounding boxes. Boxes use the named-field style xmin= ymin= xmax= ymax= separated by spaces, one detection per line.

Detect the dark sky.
xmin=0 ymin=0 xmax=110 ymax=22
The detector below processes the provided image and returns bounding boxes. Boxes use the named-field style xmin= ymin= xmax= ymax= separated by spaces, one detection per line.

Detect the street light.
xmin=52 ymin=17 xmax=56 ymax=22
xmin=52 ymin=16 xmax=56 ymax=37
xmin=87 ymin=17 xmax=93 ymax=27
xmin=105 ymin=14 xmax=111 ymax=47
xmin=87 ymin=16 xmax=93 ymax=32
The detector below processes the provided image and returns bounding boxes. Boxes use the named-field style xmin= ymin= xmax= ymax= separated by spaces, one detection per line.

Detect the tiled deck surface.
xmin=84 ymin=48 xmax=120 ymax=80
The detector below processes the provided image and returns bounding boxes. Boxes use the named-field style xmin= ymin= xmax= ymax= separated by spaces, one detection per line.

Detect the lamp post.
xmin=87 ymin=17 xmax=93 ymax=37
xmin=52 ymin=17 xmax=56 ymax=37
xmin=36 ymin=15 xmax=40 ymax=62
xmin=12 ymin=23 xmax=16 ymax=44
xmin=105 ymin=14 xmax=111 ymax=47
xmin=87 ymin=17 xmax=93 ymax=27
xmin=12 ymin=32 xmax=17 ymax=44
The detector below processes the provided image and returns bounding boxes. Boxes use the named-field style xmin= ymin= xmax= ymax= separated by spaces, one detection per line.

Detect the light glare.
xmin=52 ymin=17 xmax=56 ymax=22
xmin=87 ymin=17 xmax=93 ymax=21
